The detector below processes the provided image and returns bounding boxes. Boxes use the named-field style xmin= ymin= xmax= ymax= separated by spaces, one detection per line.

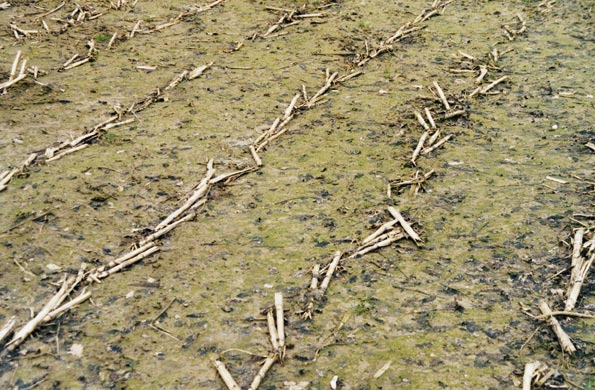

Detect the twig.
xmin=319 ymin=251 xmax=342 ymax=294
xmin=0 ymin=316 xmax=16 ymax=345
xmin=274 ymin=293 xmax=285 ymax=351
xmin=248 ymin=355 xmax=277 ymax=390
xmin=565 ymin=251 xmax=594 ymax=311
xmin=433 ymin=81 xmax=450 ymax=110
xmin=310 ymin=264 xmax=320 ymax=289
xmin=34 ymin=1 xmax=65 ymax=20
xmin=214 ymin=360 xmax=241 ymax=390
xmin=388 ymin=207 xmax=422 ymax=243
xmin=249 ymin=145 xmax=263 ymax=166
xmin=538 ymin=300 xmax=576 ymax=354
xmin=267 ymin=309 xmax=279 ymax=352
xmin=422 ymin=134 xmax=452 ymax=155
xmin=523 ymin=361 xmax=540 ymax=390
xmin=410 ymin=131 xmax=429 ymax=166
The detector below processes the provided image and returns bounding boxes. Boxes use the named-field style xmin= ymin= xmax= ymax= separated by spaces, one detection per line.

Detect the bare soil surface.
xmin=0 ymin=1 xmax=594 ymax=389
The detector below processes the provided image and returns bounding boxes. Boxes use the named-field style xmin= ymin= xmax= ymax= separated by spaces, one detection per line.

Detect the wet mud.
xmin=0 ymin=0 xmax=594 ymax=389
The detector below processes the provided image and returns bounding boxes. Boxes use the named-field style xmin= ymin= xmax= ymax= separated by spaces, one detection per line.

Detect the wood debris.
xmin=1 ymin=63 xmax=212 ymax=192
xmin=356 ymin=0 xmax=452 ymax=66
xmin=538 ymin=300 xmax=576 ymax=354
xmin=215 ymin=293 xmax=283 ymax=389
xmin=391 ymin=169 xmax=435 ymax=196
xmin=260 ymin=5 xmax=326 ymax=38
xmin=1 ymin=51 xmax=30 ymax=92
xmin=522 ymin=361 xmax=559 ymax=390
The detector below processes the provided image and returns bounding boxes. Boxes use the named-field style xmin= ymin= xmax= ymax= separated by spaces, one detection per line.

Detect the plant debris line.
xmin=389 ymin=3 xmax=593 ymax=388
xmin=0 ymin=0 xmax=342 ymax=192
xmin=0 ymin=0 xmax=456 ymax=374
xmin=0 ymin=159 xmax=255 ymax=356
xmin=0 ymin=63 xmax=213 ymax=192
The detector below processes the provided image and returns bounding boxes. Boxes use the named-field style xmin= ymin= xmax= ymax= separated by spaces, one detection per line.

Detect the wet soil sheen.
xmin=0 ymin=0 xmax=594 ymax=389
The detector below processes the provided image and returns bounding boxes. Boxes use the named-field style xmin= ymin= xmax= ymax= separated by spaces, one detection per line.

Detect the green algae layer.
xmin=0 ymin=0 xmax=594 ymax=389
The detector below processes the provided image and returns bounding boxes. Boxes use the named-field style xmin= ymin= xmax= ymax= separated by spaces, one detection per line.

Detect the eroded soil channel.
xmin=0 ymin=1 xmax=594 ymax=389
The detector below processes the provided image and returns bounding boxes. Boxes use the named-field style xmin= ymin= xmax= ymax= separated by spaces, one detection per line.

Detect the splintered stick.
xmin=388 ymin=207 xmax=421 ymax=243
xmin=362 ymin=219 xmax=399 ymax=244
xmin=319 ymin=251 xmax=342 ymax=294
xmin=411 ymin=131 xmax=429 ymax=165
xmin=214 ymin=360 xmax=241 ymax=390
xmin=249 ymin=145 xmax=263 ymax=166
xmin=0 ymin=316 xmax=16 ymax=344
xmin=267 ymin=310 xmax=279 ymax=351
xmin=248 ymin=355 xmax=277 ymax=390
xmin=310 ymin=264 xmax=320 ymax=289
xmin=424 ymin=107 xmax=436 ymax=128
xmin=284 ymin=93 xmax=301 ymax=120
xmin=422 ymin=134 xmax=452 ymax=155
xmin=414 ymin=111 xmax=430 ymax=130
xmin=565 ymin=252 xmax=594 ymax=311
xmin=538 ymin=300 xmax=576 ymax=354
xmin=432 ymin=81 xmax=450 ymax=110
xmin=274 ymin=293 xmax=284 ymax=348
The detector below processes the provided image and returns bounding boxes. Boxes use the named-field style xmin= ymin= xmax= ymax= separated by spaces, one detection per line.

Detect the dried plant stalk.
xmin=538 ymin=300 xmax=576 ymax=354
xmin=214 ymin=360 xmax=241 ymax=390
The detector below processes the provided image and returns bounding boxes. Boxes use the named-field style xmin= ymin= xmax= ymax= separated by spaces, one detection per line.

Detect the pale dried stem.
xmin=320 ymin=251 xmax=342 ymax=294
xmin=103 ymin=118 xmax=135 ymax=130
xmin=422 ymin=134 xmax=452 ymax=155
xmin=107 ymin=32 xmax=118 ymax=48
xmin=481 ymin=76 xmax=508 ymax=94
xmin=248 ymin=355 xmax=277 ymax=390
xmin=350 ymin=232 xmax=405 ymax=258
xmin=96 ymin=246 xmax=160 ymax=279
xmin=139 ymin=212 xmax=196 ymax=246
xmin=46 ymin=144 xmax=89 ymax=162
xmin=7 ymin=275 xmax=74 ymax=351
xmin=475 ymin=65 xmax=488 ymax=84
xmin=523 ymin=361 xmax=540 ymax=390
xmin=565 ymin=252 xmax=594 ymax=311
xmin=44 ymin=291 xmax=91 ymax=322
xmin=424 ymin=107 xmax=436 ymax=129
xmin=64 ymin=57 xmax=89 ymax=71
xmin=284 ymin=93 xmax=301 ymax=120
xmin=93 ymin=242 xmax=157 ymax=276
xmin=34 ymin=1 xmax=65 ymax=20
xmin=267 ymin=310 xmax=279 ymax=351
xmin=444 ymin=109 xmax=466 ymax=119
xmin=155 ymin=160 xmax=214 ymax=230
xmin=538 ymin=300 xmax=576 ymax=354
xmin=249 ymin=145 xmax=263 ymax=166
xmin=274 ymin=293 xmax=285 ymax=349
xmin=428 ymin=129 xmax=441 ymax=146
xmin=310 ymin=264 xmax=320 ymax=289
xmin=570 ymin=228 xmax=585 ymax=276
xmin=214 ymin=360 xmax=241 ymax=390
xmin=433 ymin=81 xmax=450 ymax=110
xmin=411 ymin=131 xmax=429 ymax=165
xmin=308 ymin=72 xmax=338 ymax=107
xmin=0 ymin=73 xmax=27 ymax=90
xmin=188 ymin=62 xmax=213 ymax=80
xmin=388 ymin=207 xmax=422 ymax=243
xmin=0 ymin=316 xmax=16 ymax=345
xmin=415 ymin=111 xmax=430 ymax=130
xmin=362 ymin=219 xmax=399 ymax=244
